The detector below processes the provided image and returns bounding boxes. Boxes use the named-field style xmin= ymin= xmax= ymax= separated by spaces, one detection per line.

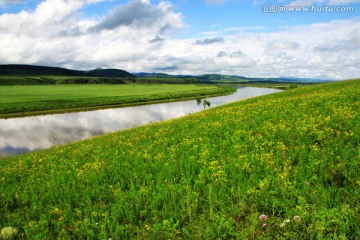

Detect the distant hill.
xmin=196 ymin=74 xmax=331 ymax=84
xmin=0 ymin=64 xmax=331 ymax=85
xmin=197 ymin=74 xmax=248 ymax=83
xmin=86 ymin=68 xmax=135 ymax=78
xmin=276 ymin=76 xmax=332 ymax=83
xmin=0 ymin=64 xmax=86 ymax=76
xmin=0 ymin=64 xmax=135 ymax=78
xmin=133 ymin=72 xmax=193 ymax=78
xmin=135 ymin=72 xmax=330 ymax=84
xmin=132 ymin=72 xmax=200 ymax=84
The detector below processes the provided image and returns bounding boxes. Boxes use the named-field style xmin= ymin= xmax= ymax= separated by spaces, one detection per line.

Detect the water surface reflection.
xmin=0 ymin=87 xmax=281 ymax=156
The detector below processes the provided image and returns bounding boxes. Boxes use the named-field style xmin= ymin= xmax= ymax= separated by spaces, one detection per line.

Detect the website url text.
xmin=262 ymin=5 xmax=355 ymax=13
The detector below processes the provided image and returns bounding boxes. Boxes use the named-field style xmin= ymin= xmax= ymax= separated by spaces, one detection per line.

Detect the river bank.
xmin=0 ymin=84 xmax=235 ymax=118
xmin=0 ymin=87 xmax=281 ymax=156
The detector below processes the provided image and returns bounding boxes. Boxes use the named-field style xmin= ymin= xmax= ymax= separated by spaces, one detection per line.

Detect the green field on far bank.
xmin=235 ymin=82 xmax=302 ymax=90
xmin=0 ymin=76 xmax=200 ymax=85
xmin=0 ymin=79 xmax=359 ymax=239
xmin=0 ymin=84 xmax=234 ymax=118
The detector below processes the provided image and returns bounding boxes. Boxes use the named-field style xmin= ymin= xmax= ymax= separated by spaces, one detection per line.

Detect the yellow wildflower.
xmin=1 ymin=227 xmax=18 ymax=239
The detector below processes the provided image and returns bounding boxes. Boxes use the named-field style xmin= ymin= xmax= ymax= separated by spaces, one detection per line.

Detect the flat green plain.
xmin=1 ymin=84 xmax=218 ymax=102
xmin=0 ymin=84 xmax=234 ymax=118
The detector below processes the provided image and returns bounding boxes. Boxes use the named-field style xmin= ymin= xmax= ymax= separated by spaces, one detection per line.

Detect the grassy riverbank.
xmin=0 ymin=79 xmax=359 ymax=239
xmin=0 ymin=84 xmax=234 ymax=118
xmin=235 ymin=82 xmax=304 ymax=90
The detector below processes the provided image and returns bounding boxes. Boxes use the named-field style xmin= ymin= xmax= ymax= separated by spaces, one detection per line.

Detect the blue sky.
xmin=175 ymin=0 xmax=359 ymax=36
xmin=0 ymin=0 xmax=359 ymax=79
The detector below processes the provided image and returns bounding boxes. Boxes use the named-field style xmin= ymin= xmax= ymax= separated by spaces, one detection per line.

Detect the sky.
xmin=0 ymin=0 xmax=359 ymax=79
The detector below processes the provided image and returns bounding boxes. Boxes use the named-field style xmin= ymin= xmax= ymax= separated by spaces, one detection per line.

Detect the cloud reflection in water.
xmin=0 ymin=87 xmax=281 ymax=156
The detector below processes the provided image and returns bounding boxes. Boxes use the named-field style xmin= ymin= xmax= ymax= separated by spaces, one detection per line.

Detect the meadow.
xmin=0 ymin=76 xmax=200 ymax=85
xmin=0 ymin=84 xmax=233 ymax=118
xmin=0 ymin=79 xmax=359 ymax=239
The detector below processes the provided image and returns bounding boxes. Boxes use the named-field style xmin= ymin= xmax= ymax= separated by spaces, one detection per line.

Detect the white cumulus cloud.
xmin=0 ymin=0 xmax=359 ymax=80
xmin=0 ymin=0 xmax=183 ymax=68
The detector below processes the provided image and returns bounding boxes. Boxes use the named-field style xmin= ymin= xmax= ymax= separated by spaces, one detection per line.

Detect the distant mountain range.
xmin=134 ymin=72 xmax=194 ymax=79
xmin=0 ymin=64 xmax=331 ymax=84
xmin=134 ymin=72 xmax=331 ymax=84
xmin=0 ymin=64 xmax=135 ymax=78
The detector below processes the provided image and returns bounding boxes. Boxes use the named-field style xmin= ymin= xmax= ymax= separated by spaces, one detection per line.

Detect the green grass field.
xmin=0 ymin=79 xmax=359 ymax=239
xmin=235 ymin=82 xmax=302 ymax=90
xmin=0 ymin=84 xmax=234 ymax=118
xmin=0 ymin=75 xmax=200 ymax=85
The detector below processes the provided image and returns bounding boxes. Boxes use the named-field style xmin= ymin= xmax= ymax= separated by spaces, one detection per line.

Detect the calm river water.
xmin=0 ymin=87 xmax=281 ymax=156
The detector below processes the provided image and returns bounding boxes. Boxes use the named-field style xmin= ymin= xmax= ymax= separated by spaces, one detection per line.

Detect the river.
xmin=0 ymin=87 xmax=281 ymax=156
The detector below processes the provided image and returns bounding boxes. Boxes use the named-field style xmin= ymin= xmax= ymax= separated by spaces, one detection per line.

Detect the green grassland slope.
xmin=0 ymin=79 xmax=359 ymax=239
